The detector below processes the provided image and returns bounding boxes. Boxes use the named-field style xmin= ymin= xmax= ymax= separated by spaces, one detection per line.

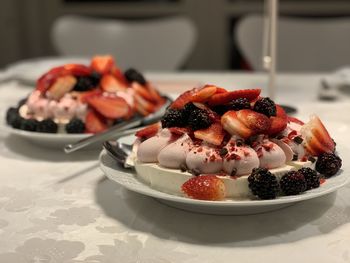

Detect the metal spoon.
xmin=103 ymin=140 xmax=133 ymax=167
xmin=64 ymin=96 xmax=171 ymax=153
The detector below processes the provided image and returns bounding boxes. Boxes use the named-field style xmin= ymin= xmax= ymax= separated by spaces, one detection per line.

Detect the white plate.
xmin=99 ymin=126 xmax=349 ymax=215
xmin=3 ymin=56 xmax=89 ymax=85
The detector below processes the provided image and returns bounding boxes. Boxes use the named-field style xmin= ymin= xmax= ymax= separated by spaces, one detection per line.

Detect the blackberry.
xmin=11 ymin=114 xmax=24 ymax=129
xmin=315 ymin=152 xmax=342 ymax=178
xmin=90 ymin=71 xmax=102 ymax=86
xmin=248 ymin=168 xmax=279 ymax=200
xmin=188 ymin=109 xmax=212 ymax=131
xmin=6 ymin=107 xmax=19 ymax=126
xmin=183 ymin=102 xmax=198 ymax=118
xmin=66 ymin=118 xmax=85 ymax=134
xmin=124 ymin=68 xmax=147 ymax=85
xmin=73 ymin=76 xmax=95 ymax=91
xmin=298 ymin=167 xmax=320 ymax=190
xmin=227 ymin=98 xmax=251 ymax=111
xmin=212 ymin=105 xmax=228 ymax=115
xmin=161 ymin=109 xmax=186 ymax=128
xmin=37 ymin=119 xmax=58 ymax=133
xmin=20 ymin=119 xmax=38 ymax=132
xmin=253 ymin=97 xmax=276 ymax=117
xmin=280 ymin=171 xmax=307 ymax=195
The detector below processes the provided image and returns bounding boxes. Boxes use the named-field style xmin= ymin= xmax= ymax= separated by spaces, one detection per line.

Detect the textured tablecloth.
xmin=0 ymin=71 xmax=350 ymax=263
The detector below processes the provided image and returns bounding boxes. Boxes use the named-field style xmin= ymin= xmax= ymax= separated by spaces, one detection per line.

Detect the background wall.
xmin=2 ymin=0 xmax=350 ymax=70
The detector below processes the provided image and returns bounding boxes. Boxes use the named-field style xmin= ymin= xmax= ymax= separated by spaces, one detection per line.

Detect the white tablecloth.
xmin=0 ymin=72 xmax=350 ymax=263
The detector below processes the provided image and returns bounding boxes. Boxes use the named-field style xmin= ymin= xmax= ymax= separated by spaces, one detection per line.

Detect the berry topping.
xmin=267 ymin=105 xmax=288 ymax=136
xmin=37 ymin=119 xmax=58 ymax=133
xmin=6 ymin=107 xmax=19 ymax=126
xmin=46 ymin=75 xmax=77 ymax=100
xmin=208 ymin=89 xmax=261 ymax=106
xmin=20 ymin=119 xmax=39 ymax=132
xmin=100 ymin=74 xmax=127 ymax=92
xmin=73 ymin=76 xmax=96 ymax=92
xmin=280 ymin=171 xmax=307 ymax=195
xmin=90 ymin=71 xmax=102 ymax=86
xmin=188 ymin=108 xmax=212 ymax=131
xmin=124 ymin=68 xmax=147 ymax=85
xmin=135 ymin=122 xmax=161 ymax=139
xmin=227 ymin=98 xmax=251 ymax=111
xmin=182 ymin=175 xmax=226 ymax=201
xmin=170 ymin=89 xmax=197 ymax=109
xmin=66 ymin=118 xmax=85 ymax=134
xmin=161 ymin=109 xmax=186 ymax=128
xmin=191 ymin=85 xmax=218 ymax=103
xmin=90 ymin=55 xmax=114 ymax=74
xmin=298 ymin=167 xmax=320 ymax=190
xmin=288 ymin=116 xmax=304 ymax=125
xmin=300 ymin=115 xmax=335 ymax=156
xmin=194 ymin=122 xmax=225 ymax=146
xmin=248 ymin=168 xmax=279 ymax=200
xmin=85 ymin=110 xmax=107 ymax=133
xmin=86 ymin=95 xmax=131 ymax=119
xmin=253 ymin=97 xmax=277 ymax=117
xmin=315 ymin=152 xmax=342 ymax=177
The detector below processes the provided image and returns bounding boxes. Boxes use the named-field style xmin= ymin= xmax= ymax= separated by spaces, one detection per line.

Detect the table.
xmin=0 ymin=72 xmax=349 ymax=263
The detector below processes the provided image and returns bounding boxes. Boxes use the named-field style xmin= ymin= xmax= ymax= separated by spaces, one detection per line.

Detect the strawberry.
xmin=268 ymin=105 xmax=288 ymax=135
xmin=86 ymin=95 xmax=130 ymax=119
xmin=46 ymin=75 xmax=77 ymax=100
xmin=215 ymin=87 xmax=228 ymax=94
xmin=78 ymin=89 xmax=102 ymax=103
xmin=90 ymin=55 xmax=115 ymax=74
xmin=146 ymin=83 xmax=166 ymax=104
xmin=208 ymin=89 xmax=261 ymax=106
xmin=132 ymin=82 xmax=158 ymax=103
xmin=135 ymin=123 xmax=161 ymax=139
xmin=300 ymin=115 xmax=335 ymax=156
xmin=191 ymin=85 xmax=217 ymax=103
xmin=194 ymin=122 xmax=226 ymax=146
xmin=221 ymin=111 xmax=253 ymax=138
xmin=236 ymin=109 xmax=271 ymax=134
xmin=288 ymin=116 xmax=304 ymax=125
xmin=221 ymin=110 xmax=271 ymax=139
xmin=134 ymin=93 xmax=157 ymax=114
xmin=170 ymin=88 xmax=198 ymax=109
xmin=100 ymin=74 xmax=127 ymax=92
xmin=111 ymin=66 xmax=129 ymax=86
xmin=182 ymin=175 xmax=226 ymax=201
xmin=85 ymin=110 xmax=107 ymax=133
xmin=63 ymin=64 xmax=92 ymax=76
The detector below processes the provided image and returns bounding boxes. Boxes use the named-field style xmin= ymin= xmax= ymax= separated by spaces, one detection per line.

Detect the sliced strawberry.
xmin=208 ymin=89 xmax=261 ymax=106
xmin=63 ymin=64 xmax=92 ymax=76
xmin=146 ymin=83 xmax=166 ymax=104
xmin=46 ymin=75 xmax=77 ymax=100
xmin=134 ymin=93 xmax=157 ymax=114
xmin=86 ymin=95 xmax=130 ymax=119
xmin=90 ymin=55 xmax=115 ymax=74
xmin=182 ymin=175 xmax=226 ymax=201
xmin=85 ymin=110 xmax=107 ymax=133
xmin=300 ymin=115 xmax=335 ymax=156
xmin=215 ymin=87 xmax=228 ymax=94
xmin=191 ymin=85 xmax=217 ymax=103
xmin=194 ymin=122 xmax=226 ymax=146
xmin=236 ymin=109 xmax=271 ymax=134
xmin=288 ymin=116 xmax=304 ymax=125
xmin=221 ymin=111 xmax=253 ymax=138
xmin=135 ymin=123 xmax=161 ymax=139
xmin=170 ymin=88 xmax=198 ymax=109
xmin=276 ymin=105 xmax=287 ymax=119
xmin=111 ymin=66 xmax=129 ymax=86
xmin=268 ymin=116 xmax=288 ymax=136
xmin=268 ymin=105 xmax=288 ymax=135
xmin=78 ymin=89 xmax=102 ymax=103
xmin=132 ymin=82 xmax=157 ymax=103
xmin=100 ymin=74 xmax=127 ymax=92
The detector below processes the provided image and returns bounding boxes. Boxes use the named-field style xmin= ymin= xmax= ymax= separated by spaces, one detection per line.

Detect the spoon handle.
xmin=64 ymin=119 xmax=141 ymax=153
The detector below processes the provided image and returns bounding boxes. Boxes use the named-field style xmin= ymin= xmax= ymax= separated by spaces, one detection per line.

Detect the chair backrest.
xmin=51 ymin=15 xmax=197 ymax=71
xmin=236 ymin=15 xmax=350 ymax=72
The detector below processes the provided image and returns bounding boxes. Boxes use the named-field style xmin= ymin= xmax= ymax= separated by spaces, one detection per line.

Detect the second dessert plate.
xmin=99 ymin=124 xmax=349 ymax=215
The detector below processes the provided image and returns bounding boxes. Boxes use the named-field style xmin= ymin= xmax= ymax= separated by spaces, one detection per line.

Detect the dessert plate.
xmin=99 ymin=125 xmax=349 ymax=215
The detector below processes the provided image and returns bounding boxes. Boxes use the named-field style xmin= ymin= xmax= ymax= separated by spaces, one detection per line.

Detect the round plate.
xmin=99 ymin=133 xmax=349 ymax=215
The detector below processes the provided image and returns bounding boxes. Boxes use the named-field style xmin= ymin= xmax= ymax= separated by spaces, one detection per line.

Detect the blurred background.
xmin=2 ymin=0 xmax=350 ymax=71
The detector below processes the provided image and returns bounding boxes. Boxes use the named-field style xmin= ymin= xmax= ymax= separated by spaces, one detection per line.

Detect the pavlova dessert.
xmin=5 ymin=55 xmax=165 ymax=134
xmin=131 ymin=85 xmax=342 ymax=201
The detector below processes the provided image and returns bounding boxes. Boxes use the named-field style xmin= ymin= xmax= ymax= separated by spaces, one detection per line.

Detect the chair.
xmin=236 ymin=15 xmax=350 ymax=72
xmin=51 ymin=15 xmax=197 ymax=71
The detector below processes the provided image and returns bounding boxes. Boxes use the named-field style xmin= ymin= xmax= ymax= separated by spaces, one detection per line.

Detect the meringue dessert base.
xmin=134 ymin=159 xmax=314 ymax=200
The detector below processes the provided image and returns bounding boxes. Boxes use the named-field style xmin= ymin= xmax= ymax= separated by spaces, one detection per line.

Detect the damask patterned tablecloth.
xmin=0 ymin=72 xmax=350 ymax=263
